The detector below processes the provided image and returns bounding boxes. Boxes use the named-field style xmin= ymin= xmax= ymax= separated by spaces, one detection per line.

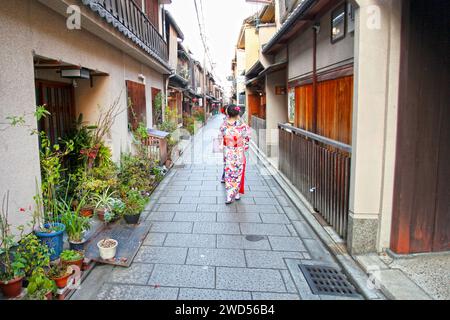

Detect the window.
xmin=331 ymin=3 xmax=346 ymax=43
xmin=126 ymin=80 xmax=147 ymax=131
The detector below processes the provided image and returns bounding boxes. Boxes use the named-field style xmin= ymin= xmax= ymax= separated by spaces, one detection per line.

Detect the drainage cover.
xmin=245 ymin=235 xmax=266 ymax=242
xmin=298 ymin=264 xmax=359 ymax=297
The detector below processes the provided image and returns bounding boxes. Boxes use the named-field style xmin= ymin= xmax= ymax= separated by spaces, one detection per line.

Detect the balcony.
xmin=83 ymin=0 xmax=169 ymax=67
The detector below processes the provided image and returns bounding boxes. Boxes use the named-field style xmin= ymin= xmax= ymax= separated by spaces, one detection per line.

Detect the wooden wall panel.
xmin=391 ymin=0 xmax=450 ymax=254
xmin=294 ymin=75 xmax=352 ymax=145
xmin=294 ymin=84 xmax=313 ymax=131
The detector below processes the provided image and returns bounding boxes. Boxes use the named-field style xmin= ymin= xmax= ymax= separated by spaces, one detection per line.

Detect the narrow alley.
xmin=72 ymin=115 xmax=369 ymax=300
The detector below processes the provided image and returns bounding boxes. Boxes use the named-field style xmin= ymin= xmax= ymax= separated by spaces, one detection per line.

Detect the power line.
xmin=193 ymin=0 xmax=220 ymax=84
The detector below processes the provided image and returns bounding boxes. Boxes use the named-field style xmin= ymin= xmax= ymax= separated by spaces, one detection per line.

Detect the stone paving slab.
xmin=173 ymin=212 xmax=217 ymax=222
xmin=193 ymin=222 xmax=241 ymax=235
xmin=179 ymin=288 xmax=252 ymax=300
xmin=96 ymin=283 xmax=179 ymax=300
xmin=146 ymin=212 xmax=175 ymax=222
xmin=251 ymin=292 xmax=300 ymax=300
xmin=149 ymin=264 xmax=215 ymax=289
xmin=143 ymin=233 xmax=167 ymax=246
xmin=217 ymin=235 xmax=271 ymax=250
xmin=216 ymin=267 xmax=286 ymax=293
xmin=187 ymin=248 xmax=246 ymax=267
xmin=245 ymin=250 xmax=304 ymax=269
xmin=180 ymin=196 xmax=218 ymax=204
xmin=150 ymin=221 xmax=193 ymax=233
xmin=110 ymin=263 xmax=154 ymax=285
xmin=217 ymin=212 xmax=262 ymax=223
xmin=260 ymin=214 xmax=290 ymax=224
xmin=164 ymin=233 xmax=216 ymax=248
xmin=135 ymin=246 xmax=188 ymax=264
xmin=240 ymin=223 xmax=290 ymax=236
xmin=268 ymin=236 xmax=307 ymax=252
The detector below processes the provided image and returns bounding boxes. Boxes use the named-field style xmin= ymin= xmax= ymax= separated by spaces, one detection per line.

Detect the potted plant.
xmin=97 ymin=238 xmax=118 ymax=260
xmin=92 ymin=187 xmax=116 ymax=222
xmin=26 ymin=267 xmax=56 ymax=300
xmin=60 ymin=250 xmax=84 ymax=269
xmin=0 ymin=192 xmax=26 ymax=298
xmin=122 ymin=190 xmax=147 ymax=225
xmin=60 ymin=197 xmax=91 ymax=251
xmin=32 ymin=182 xmax=66 ymax=261
xmin=47 ymin=264 xmax=73 ymax=289
xmin=15 ymin=233 xmax=51 ymax=286
xmin=33 ymin=133 xmax=72 ymax=261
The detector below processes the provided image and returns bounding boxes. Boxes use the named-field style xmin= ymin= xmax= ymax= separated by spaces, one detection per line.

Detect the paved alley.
xmin=72 ymin=115 xmax=363 ymax=300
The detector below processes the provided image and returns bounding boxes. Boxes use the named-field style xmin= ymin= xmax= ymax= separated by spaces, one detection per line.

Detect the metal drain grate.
xmin=298 ymin=264 xmax=359 ymax=297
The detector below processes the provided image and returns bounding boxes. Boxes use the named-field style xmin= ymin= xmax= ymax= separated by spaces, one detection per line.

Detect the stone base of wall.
xmin=347 ymin=215 xmax=379 ymax=255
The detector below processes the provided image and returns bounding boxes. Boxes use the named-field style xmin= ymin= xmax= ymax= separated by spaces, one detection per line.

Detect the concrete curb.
xmin=250 ymin=141 xmax=385 ymax=300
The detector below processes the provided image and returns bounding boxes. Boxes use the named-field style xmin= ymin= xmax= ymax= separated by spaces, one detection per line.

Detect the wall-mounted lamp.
xmin=61 ymin=68 xmax=90 ymax=79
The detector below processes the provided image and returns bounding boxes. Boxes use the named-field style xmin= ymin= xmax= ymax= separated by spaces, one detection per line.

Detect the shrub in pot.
xmin=60 ymin=199 xmax=91 ymax=251
xmin=15 ymin=233 xmax=51 ymax=283
xmin=92 ymin=187 xmax=116 ymax=222
xmin=0 ymin=192 xmax=27 ymax=298
xmin=60 ymin=250 xmax=84 ymax=270
xmin=122 ymin=190 xmax=147 ymax=225
xmin=47 ymin=264 xmax=73 ymax=289
xmin=26 ymin=267 xmax=56 ymax=300
xmin=97 ymin=239 xmax=118 ymax=260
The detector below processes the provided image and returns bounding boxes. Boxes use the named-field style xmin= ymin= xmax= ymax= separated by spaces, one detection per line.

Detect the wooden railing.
xmin=251 ymin=116 xmax=267 ymax=153
xmin=96 ymin=0 xmax=168 ymax=61
xmin=278 ymin=123 xmax=352 ymax=239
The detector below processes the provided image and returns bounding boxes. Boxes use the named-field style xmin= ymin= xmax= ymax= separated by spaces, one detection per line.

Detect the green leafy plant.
xmin=92 ymin=186 xmax=117 ymax=212
xmin=118 ymin=153 xmax=156 ymax=194
xmin=110 ymin=198 xmax=126 ymax=217
xmin=0 ymin=192 xmax=26 ymax=282
xmin=60 ymin=250 xmax=83 ymax=262
xmin=47 ymin=264 xmax=70 ymax=279
xmin=122 ymin=190 xmax=147 ymax=216
xmin=26 ymin=267 xmax=56 ymax=300
xmin=60 ymin=205 xmax=90 ymax=243
xmin=15 ymin=234 xmax=51 ymax=277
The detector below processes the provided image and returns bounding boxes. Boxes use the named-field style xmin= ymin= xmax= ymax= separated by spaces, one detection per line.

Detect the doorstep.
xmin=250 ymin=141 xmax=385 ymax=300
xmin=354 ymin=253 xmax=432 ymax=300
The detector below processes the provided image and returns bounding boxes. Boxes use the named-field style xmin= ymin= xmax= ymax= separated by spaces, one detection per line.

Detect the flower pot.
xmin=123 ymin=213 xmax=141 ymax=225
xmin=35 ymin=223 xmax=66 ymax=261
xmin=96 ymin=208 xmax=106 ymax=222
xmin=97 ymin=239 xmax=118 ymax=260
xmin=69 ymin=239 xmax=87 ymax=251
xmin=80 ymin=207 xmax=94 ymax=218
xmin=0 ymin=276 xmax=24 ymax=298
xmin=61 ymin=256 xmax=84 ymax=270
xmin=51 ymin=271 xmax=73 ymax=289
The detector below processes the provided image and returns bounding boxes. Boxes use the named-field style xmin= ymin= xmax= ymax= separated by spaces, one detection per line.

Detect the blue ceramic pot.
xmin=35 ymin=223 xmax=66 ymax=261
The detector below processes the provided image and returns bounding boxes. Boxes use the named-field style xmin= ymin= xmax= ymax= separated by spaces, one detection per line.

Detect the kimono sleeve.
xmin=243 ymin=124 xmax=251 ymax=151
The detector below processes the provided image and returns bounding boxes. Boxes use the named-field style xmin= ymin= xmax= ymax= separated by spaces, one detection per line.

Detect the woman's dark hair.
xmin=226 ymin=104 xmax=240 ymax=117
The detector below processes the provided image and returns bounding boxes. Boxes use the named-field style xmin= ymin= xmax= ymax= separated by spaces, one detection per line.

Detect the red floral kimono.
xmin=220 ymin=119 xmax=250 ymax=201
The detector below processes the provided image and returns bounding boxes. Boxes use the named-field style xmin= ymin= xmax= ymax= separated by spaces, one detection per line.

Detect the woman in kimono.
xmin=220 ymin=105 xmax=250 ymax=204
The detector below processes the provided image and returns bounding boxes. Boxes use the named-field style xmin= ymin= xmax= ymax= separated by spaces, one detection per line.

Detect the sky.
xmin=166 ymin=0 xmax=265 ymax=98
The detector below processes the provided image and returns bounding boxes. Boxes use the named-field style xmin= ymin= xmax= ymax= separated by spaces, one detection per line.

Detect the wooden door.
xmin=391 ymin=0 xmax=450 ymax=254
xmin=35 ymin=80 xmax=75 ymax=145
xmin=126 ymin=80 xmax=147 ymax=130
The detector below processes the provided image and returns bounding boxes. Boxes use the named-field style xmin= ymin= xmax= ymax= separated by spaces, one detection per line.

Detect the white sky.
xmin=166 ymin=0 xmax=265 ymax=97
